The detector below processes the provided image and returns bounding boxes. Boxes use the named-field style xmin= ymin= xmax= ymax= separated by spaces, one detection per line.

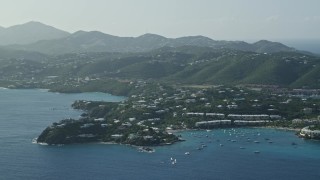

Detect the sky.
xmin=0 ymin=0 xmax=320 ymax=41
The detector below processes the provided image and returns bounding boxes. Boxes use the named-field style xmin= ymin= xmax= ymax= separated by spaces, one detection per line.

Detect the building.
xmin=195 ymin=120 xmax=231 ymax=127
xmin=300 ymin=126 xmax=320 ymax=139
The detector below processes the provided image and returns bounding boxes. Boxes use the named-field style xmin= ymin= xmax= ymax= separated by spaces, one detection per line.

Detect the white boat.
xmin=185 ymin=152 xmax=190 ymax=155
xmin=171 ymin=158 xmax=177 ymax=165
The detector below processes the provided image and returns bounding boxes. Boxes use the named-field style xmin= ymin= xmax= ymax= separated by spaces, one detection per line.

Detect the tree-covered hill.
xmin=5 ymin=31 xmax=296 ymax=55
xmin=1 ymin=46 xmax=319 ymax=89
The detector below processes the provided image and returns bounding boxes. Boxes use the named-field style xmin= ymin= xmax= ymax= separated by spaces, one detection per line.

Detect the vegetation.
xmin=0 ymin=47 xmax=320 ymax=91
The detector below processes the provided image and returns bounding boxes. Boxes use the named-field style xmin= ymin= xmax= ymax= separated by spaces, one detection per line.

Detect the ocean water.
xmin=0 ymin=88 xmax=320 ymax=180
xmin=278 ymin=39 xmax=320 ymax=55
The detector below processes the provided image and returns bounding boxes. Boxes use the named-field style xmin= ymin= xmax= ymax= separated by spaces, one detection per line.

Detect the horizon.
xmin=0 ymin=0 xmax=319 ymax=42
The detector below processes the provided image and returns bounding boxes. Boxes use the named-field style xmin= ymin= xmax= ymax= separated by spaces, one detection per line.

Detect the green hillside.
xmin=0 ymin=46 xmax=319 ymax=89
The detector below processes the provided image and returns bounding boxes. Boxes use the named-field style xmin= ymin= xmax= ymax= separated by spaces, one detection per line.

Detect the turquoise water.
xmin=0 ymin=88 xmax=319 ymax=180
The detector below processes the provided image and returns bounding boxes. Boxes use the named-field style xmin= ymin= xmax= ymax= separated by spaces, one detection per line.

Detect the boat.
xmin=254 ymin=151 xmax=260 ymax=154
xmin=201 ymin=144 xmax=207 ymax=148
xmin=254 ymin=141 xmax=260 ymax=143
xmin=185 ymin=152 xmax=190 ymax=155
xmin=171 ymin=158 xmax=177 ymax=165
xmin=240 ymin=147 xmax=245 ymax=149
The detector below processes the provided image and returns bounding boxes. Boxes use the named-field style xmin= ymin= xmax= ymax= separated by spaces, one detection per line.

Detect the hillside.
xmin=0 ymin=47 xmax=47 ymax=61
xmin=0 ymin=21 xmax=70 ymax=45
xmin=1 ymin=47 xmax=319 ymax=89
xmin=5 ymin=31 xmax=296 ymax=55
xmin=0 ymin=22 xmax=317 ymax=89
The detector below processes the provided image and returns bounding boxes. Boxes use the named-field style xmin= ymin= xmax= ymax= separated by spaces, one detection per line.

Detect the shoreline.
xmin=35 ymin=126 xmax=313 ymax=147
xmin=256 ymin=126 xmax=301 ymax=132
xmin=167 ymin=126 xmax=302 ymax=134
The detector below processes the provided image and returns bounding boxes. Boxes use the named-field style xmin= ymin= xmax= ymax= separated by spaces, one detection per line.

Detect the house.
xmin=270 ymin=115 xmax=281 ymax=120
xmin=101 ymin=124 xmax=111 ymax=128
xmin=185 ymin=99 xmax=196 ymax=103
xmin=122 ymin=122 xmax=132 ymax=127
xmin=227 ymin=105 xmax=238 ymax=109
xmin=303 ymin=108 xmax=313 ymax=114
xmin=143 ymin=135 xmax=153 ymax=140
xmin=111 ymin=134 xmax=123 ymax=139
xmin=234 ymin=120 xmax=267 ymax=126
xmin=206 ymin=113 xmax=225 ymax=118
xmin=186 ymin=112 xmax=205 ymax=116
xmin=80 ymin=123 xmax=94 ymax=128
xmin=227 ymin=114 xmax=269 ymax=120
xmin=94 ymin=118 xmax=104 ymax=121
xmin=147 ymin=118 xmax=161 ymax=122
xmin=195 ymin=120 xmax=231 ymax=127
xmin=78 ymin=134 xmax=96 ymax=138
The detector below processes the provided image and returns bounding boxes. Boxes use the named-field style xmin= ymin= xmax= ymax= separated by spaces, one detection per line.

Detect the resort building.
xmin=300 ymin=126 xmax=320 ymax=139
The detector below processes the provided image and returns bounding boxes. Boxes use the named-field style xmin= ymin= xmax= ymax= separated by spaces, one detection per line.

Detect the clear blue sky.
xmin=1 ymin=0 xmax=319 ymax=41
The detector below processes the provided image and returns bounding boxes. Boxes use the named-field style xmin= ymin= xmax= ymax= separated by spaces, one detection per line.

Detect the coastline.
xmin=167 ymin=126 xmax=302 ymax=134
xmin=256 ymin=126 xmax=301 ymax=132
xmin=35 ymin=126 xmax=312 ymax=147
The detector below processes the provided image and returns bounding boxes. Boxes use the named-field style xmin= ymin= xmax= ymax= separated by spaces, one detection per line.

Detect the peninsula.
xmin=36 ymin=82 xmax=320 ymax=145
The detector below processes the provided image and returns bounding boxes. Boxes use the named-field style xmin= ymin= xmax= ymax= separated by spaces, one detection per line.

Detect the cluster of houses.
xmin=119 ymin=83 xmax=293 ymax=130
xmin=71 ymin=81 xmax=317 ymax=138
xmin=187 ymin=112 xmax=281 ymax=127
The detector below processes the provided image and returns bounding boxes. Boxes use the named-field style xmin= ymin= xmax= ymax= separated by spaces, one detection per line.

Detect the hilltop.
xmin=0 ymin=22 xmax=297 ymax=55
xmin=6 ymin=32 xmax=295 ymax=55
xmin=0 ymin=21 xmax=70 ymax=45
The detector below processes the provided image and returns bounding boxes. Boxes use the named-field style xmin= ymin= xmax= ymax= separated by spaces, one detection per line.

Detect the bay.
xmin=0 ymin=88 xmax=319 ymax=180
